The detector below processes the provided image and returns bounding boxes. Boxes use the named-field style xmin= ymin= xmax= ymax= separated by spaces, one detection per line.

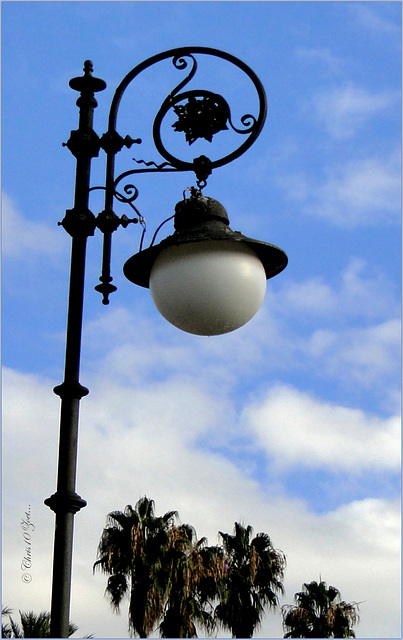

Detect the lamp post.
xmin=44 ymin=47 xmax=287 ymax=638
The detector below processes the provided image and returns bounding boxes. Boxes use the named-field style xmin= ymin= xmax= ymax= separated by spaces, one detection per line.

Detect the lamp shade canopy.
xmin=123 ymin=193 xmax=288 ymax=336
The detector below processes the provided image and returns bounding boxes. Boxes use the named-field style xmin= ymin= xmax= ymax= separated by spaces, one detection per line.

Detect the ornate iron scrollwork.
xmin=109 ymin=47 xmax=267 ymax=194
xmin=94 ymin=47 xmax=267 ymax=302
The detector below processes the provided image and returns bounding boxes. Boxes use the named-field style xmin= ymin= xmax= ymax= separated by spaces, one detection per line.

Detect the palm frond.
xmin=283 ymin=581 xmax=360 ymax=638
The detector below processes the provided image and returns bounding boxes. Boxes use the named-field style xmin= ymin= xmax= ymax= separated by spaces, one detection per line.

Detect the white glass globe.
xmin=149 ymin=239 xmax=267 ymax=336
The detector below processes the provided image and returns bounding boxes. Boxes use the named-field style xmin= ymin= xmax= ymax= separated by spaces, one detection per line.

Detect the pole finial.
xmin=69 ymin=61 xmax=106 ymax=93
xmin=83 ymin=60 xmax=94 ymax=75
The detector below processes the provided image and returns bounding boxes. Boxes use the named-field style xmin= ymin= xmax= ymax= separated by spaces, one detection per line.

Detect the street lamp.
xmin=44 ymin=47 xmax=287 ymax=637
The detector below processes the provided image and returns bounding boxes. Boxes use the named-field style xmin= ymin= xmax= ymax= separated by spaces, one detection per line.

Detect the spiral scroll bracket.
xmin=95 ymin=47 xmax=267 ymax=303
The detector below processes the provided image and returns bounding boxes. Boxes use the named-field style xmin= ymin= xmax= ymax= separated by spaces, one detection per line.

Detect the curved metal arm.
xmin=97 ymin=47 xmax=267 ymax=303
xmin=108 ymin=46 xmax=267 ymax=179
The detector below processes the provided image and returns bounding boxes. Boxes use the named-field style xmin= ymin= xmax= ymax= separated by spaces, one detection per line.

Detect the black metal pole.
xmin=43 ymin=48 xmax=269 ymax=638
xmin=45 ymin=61 xmax=106 ymax=638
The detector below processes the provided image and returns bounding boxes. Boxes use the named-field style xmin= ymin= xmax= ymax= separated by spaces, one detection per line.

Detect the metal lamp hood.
xmin=123 ymin=193 xmax=288 ymax=288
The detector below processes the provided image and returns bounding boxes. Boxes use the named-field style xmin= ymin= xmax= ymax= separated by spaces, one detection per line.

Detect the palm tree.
xmin=1 ymin=607 xmax=84 ymax=638
xmin=93 ymin=497 xmax=178 ymax=637
xmin=2 ymin=607 xmax=14 ymax=638
xmin=159 ymin=524 xmax=225 ymax=638
xmin=215 ymin=522 xmax=286 ymax=638
xmin=282 ymin=580 xmax=360 ymax=638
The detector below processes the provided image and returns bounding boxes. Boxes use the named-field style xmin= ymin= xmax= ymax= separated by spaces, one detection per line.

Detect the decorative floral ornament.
xmin=172 ymin=95 xmax=230 ymax=144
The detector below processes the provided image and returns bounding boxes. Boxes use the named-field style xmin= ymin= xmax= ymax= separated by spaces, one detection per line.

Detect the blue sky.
xmin=2 ymin=2 xmax=401 ymax=638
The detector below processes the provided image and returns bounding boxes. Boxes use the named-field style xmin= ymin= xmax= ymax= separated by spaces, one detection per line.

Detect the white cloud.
xmin=81 ymin=302 xmax=284 ymax=395
xmin=243 ymin=383 xmax=400 ymax=472
xmin=296 ymin=47 xmax=343 ymax=76
xmin=279 ymin=497 xmax=401 ymax=639
xmin=301 ymin=317 xmax=401 ymax=391
xmin=2 ymin=193 xmax=66 ymax=259
xmin=279 ymin=153 xmax=401 ymax=228
xmin=276 ymin=256 xmax=400 ymax=324
xmin=319 ymin=156 xmax=400 ymax=224
xmin=348 ymin=3 xmax=401 ymax=36
xmin=2 ymin=368 xmax=401 ymax=639
xmin=279 ymin=277 xmax=336 ymax=316
xmin=79 ymin=255 xmax=400 ymax=403
xmin=311 ymin=84 xmax=398 ymax=139
xmin=267 ymin=260 xmax=401 ymax=394
xmin=339 ymin=258 xmax=399 ymax=318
